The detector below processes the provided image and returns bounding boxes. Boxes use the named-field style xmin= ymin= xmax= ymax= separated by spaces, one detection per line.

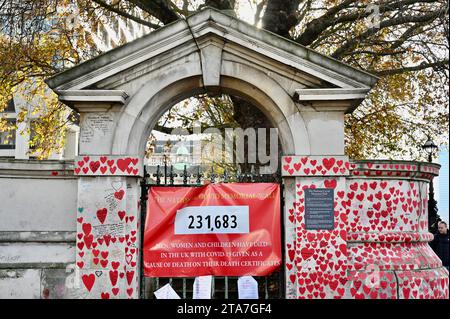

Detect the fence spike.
xmin=182 ymin=165 xmax=188 ymax=185
xmin=153 ymin=165 xmax=161 ymax=185
xmin=196 ymin=166 xmax=202 ymax=184
xmin=210 ymin=166 xmax=216 ymax=183
xmin=169 ymin=165 xmax=174 ymax=185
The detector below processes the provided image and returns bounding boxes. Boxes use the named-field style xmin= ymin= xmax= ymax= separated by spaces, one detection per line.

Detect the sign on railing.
xmin=143 ymin=183 xmax=281 ymax=278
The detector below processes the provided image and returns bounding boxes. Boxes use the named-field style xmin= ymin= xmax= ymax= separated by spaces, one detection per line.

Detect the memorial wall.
xmin=6 ymin=7 xmax=442 ymax=299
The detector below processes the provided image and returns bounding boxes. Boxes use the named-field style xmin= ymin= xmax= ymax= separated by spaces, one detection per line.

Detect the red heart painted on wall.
xmin=114 ymin=190 xmax=125 ymax=200
xmin=127 ymin=288 xmax=133 ymax=297
xmin=111 ymin=261 xmax=120 ymax=270
xmin=84 ymin=234 xmax=93 ymax=249
xmin=288 ymin=249 xmax=295 ymax=262
xmin=323 ymin=158 xmax=335 ymax=171
xmin=101 ymin=292 xmax=110 ymax=299
xmin=118 ymin=211 xmax=126 ymax=220
xmin=104 ymin=235 xmax=111 ymax=246
xmin=82 ymin=274 xmax=95 ymax=292
xmin=117 ymin=158 xmax=131 ymax=172
xmin=324 ymin=179 xmax=337 ymax=189
xmin=89 ymin=161 xmax=100 ymax=173
xmin=300 ymin=248 xmax=314 ymax=260
xmin=126 ymin=271 xmax=135 ymax=286
xmin=109 ymin=270 xmax=118 ymax=286
xmin=82 ymin=223 xmax=91 ymax=235
xmin=97 ymin=208 xmax=108 ymax=224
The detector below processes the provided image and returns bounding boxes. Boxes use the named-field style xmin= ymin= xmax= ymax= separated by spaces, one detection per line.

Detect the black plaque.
xmin=304 ymin=188 xmax=334 ymax=230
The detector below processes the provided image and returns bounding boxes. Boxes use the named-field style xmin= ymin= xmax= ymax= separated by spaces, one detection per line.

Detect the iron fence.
xmin=139 ymin=164 xmax=285 ymax=299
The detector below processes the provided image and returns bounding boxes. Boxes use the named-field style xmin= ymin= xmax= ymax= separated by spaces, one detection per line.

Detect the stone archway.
xmin=46 ymin=8 xmax=386 ymax=299
xmin=114 ymin=72 xmax=302 ymax=158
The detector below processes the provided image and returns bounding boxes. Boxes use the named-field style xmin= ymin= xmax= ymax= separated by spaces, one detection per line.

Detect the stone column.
xmin=283 ymin=157 xmax=449 ymax=299
xmin=345 ymin=160 xmax=448 ymax=299
xmin=69 ymin=97 xmax=143 ymax=299
xmin=282 ymin=155 xmax=350 ymax=299
xmin=74 ymin=156 xmax=142 ymax=299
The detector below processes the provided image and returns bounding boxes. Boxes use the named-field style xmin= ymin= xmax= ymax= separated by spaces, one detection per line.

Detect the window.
xmin=0 ymin=119 xmax=16 ymax=149
xmin=5 ymin=99 xmax=15 ymax=112
xmin=29 ymin=121 xmax=37 ymax=150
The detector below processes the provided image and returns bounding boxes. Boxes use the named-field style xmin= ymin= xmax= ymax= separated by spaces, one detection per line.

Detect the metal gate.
xmin=139 ymin=164 xmax=285 ymax=299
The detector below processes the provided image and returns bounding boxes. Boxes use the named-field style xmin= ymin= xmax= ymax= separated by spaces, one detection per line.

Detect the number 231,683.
xmin=188 ymin=214 xmax=237 ymax=231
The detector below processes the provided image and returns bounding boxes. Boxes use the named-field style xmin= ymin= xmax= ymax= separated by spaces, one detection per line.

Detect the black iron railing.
xmin=139 ymin=164 xmax=284 ymax=299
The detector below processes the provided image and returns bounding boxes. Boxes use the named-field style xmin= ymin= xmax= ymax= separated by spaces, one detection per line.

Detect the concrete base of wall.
xmin=0 ymin=159 xmax=79 ymax=298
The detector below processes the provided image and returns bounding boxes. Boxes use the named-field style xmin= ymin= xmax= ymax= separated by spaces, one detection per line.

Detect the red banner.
xmin=143 ymin=183 xmax=281 ymax=277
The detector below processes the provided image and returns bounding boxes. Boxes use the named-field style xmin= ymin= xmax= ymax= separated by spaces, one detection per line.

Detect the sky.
xmin=438 ymin=149 xmax=449 ymax=223
xmin=236 ymin=0 xmax=257 ymax=24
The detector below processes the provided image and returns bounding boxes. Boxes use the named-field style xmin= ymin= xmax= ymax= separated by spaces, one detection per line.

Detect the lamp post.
xmin=422 ymin=136 xmax=439 ymax=233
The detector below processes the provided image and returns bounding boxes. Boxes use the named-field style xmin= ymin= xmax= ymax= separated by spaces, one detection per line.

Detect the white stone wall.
xmin=0 ymin=159 xmax=81 ymax=298
xmin=0 ymin=178 xmax=77 ymax=231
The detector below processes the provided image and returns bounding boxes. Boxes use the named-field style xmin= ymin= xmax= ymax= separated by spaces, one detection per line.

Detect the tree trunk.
xmin=261 ymin=0 xmax=300 ymax=38
xmin=231 ymin=96 xmax=280 ymax=175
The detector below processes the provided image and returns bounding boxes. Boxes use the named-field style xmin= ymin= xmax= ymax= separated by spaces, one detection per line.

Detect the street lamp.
xmin=421 ymin=136 xmax=440 ymax=233
xmin=422 ymin=136 xmax=438 ymax=163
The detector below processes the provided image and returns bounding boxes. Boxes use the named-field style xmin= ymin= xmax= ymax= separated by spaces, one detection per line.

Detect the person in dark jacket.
xmin=430 ymin=221 xmax=449 ymax=271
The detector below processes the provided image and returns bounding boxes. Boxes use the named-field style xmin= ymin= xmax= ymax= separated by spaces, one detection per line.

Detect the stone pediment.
xmin=46 ymin=7 xmax=378 ymax=113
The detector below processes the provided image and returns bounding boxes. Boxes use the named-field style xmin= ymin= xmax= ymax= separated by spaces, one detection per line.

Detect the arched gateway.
xmin=46 ymin=8 xmax=448 ymax=299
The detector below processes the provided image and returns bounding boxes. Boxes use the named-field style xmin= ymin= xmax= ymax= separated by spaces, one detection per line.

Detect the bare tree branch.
xmin=92 ymin=0 xmax=161 ymax=29
xmin=203 ymin=0 xmax=235 ymax=10
xmin=294 ymin=0 xmax=358 ymax=45
xmin=127 ymin=0 xmax=180 ymax=24
xmin=295 ymin=0 xmax=439 ymax=46
xmin=332 ymin=6 xmax=447 ymax=58
xmin=261 ymin=0 xmax=301 ymax=37
xmin=374 ymin=59 xmax=449 ymax=75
